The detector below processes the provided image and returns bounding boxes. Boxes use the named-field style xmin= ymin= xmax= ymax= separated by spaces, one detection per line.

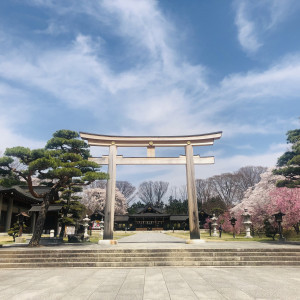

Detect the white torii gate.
xmin=80 ymin=132 xmax=222 ymax=242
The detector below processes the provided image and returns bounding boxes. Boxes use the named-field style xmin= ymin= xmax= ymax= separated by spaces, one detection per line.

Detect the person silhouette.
xmin=218 ymin=224 xmax=223 ymax=238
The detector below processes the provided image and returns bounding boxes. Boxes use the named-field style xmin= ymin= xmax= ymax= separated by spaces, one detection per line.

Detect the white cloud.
xmin=0 ymin=83 xmax=44 ymax=152
xmin=0 ymin=121 xmax=44 ymax=153
xmin=234 ymin=1 xmax=262 ymax=53
xmin=234 ymin=0 xmax=299 ymax=54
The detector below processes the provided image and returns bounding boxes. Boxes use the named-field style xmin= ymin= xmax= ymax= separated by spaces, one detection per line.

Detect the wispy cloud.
xmin=234 ymin=0 xmax=299 ymax=54
xmin=234 ymin=1 xmax=262 ymax=53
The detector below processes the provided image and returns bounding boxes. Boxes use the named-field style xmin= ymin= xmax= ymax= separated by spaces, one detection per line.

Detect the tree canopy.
xmin=274 ymin=129 xmax=300 ymax=188
xmin=138 ymin=181 xmax=169 ymax=207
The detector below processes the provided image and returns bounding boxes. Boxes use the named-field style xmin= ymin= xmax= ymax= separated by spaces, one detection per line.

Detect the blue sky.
xmin=0 ymin=0 xmax=299 ymax=188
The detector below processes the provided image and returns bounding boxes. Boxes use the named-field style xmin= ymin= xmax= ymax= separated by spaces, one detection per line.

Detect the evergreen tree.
xmin=0 ymin=129 xmax=107 ymax=246
xmin=57 ymin=185 xmax=86 ymax=238
xmin=273 ymin=129 xmax=300 ymax=188
xmin=164 ymin=197 xmax=188 ymax=214
xmin=127 ymin=201 xmax=145 ymax=214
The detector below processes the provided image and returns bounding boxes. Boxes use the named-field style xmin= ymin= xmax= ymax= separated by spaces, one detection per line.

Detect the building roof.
xmin=114 ymin=215 xmax=129 ymax=222
xmin=170 ymin=215 xmax=188 ymax=221
xmin=129 ymin=213 xmax=170 ymax=218
xmin=90 ymin=210 xmax=105 ymax=217
xmin=0 ymin=185 xmax=44 ymax=204
xmin=29 ymin=205 xmax=63 ymax=212
xmin=136 ymin=204 xmax=164 ymax=214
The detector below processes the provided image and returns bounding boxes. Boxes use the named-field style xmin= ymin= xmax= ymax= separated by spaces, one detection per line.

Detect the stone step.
xmin=1 ymin=248 xmax=299 ymax=254
xmin=1 ymin=248 xmax=300 ymax=268
xmin=0 ymin=260 xmax=299 ymax=268
xmin=1 ymin=255 xmax=299 ymax=263
xmin=1 ymin=251 xmax=300 ymax=259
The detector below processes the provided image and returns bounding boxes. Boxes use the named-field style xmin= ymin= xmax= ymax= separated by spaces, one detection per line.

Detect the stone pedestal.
xmin=186 ymin=239 xmax=205 ymax=244
xmin=15 ymin=237 xmax=26 ymax=243
xmin=98 ymin=240 xmax=118 ymax=245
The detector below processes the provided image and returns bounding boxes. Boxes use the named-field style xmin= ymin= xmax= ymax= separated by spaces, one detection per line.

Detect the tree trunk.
xmin=293 ymin=223 xmax=300 ymax=235
xmin=28 ymin=192 xmax=52 ymax=247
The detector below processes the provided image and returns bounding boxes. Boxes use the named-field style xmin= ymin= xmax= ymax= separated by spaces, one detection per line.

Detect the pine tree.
xmin=273 ymin=129 xmax=300 ymax=188
xmin=0 ymin=129 xmax=107 ymax=246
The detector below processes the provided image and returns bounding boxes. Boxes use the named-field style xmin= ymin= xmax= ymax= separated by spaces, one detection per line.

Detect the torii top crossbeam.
xmin=79 ymin=131 xmax=222 ymax=147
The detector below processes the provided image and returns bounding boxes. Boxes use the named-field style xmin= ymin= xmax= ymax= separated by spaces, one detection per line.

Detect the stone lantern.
xmin=83 ymin=215 xmax=90 ymax=241
xmin=242 ymin=209 xmax=252 ymax=238
xmin=211 ymin=214 xmax=218 ymax=237
xmin=229 ymin=216 xmax=237 ymax=238
xmin=99 ymin=218 xmax=104 ymax=237
xmin=273 ymin=212 xmax=285 ymax=241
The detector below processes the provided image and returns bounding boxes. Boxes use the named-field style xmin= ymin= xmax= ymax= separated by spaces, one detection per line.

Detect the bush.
xmin=8 ymin=222 xmax=27 ymax=242
xmin=264 ymin=219 xmax=277 ymax=240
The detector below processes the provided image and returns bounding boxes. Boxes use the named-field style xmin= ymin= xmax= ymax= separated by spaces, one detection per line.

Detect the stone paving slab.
xmin=0 ymin=267 xmax=299 ymax=300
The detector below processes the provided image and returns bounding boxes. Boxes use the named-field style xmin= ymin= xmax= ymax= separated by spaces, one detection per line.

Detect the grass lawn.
xmin=0 ymin=235 xmax=15 ymax=245
xmin=165 ymin=231 xmax=300 ymax=242
xmin=1 ymin=231 xmax=136 ymax=245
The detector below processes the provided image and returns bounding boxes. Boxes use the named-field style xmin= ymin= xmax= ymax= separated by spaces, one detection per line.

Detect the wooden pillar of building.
xmin=5 ymin=198 xmax=14 ymax=232
xmin=185 ymin=144 xmax=200 ymax=240
xmin=103 ymin=144 xmax=117 ymax=240
xmin=31 ymin=212 xmax=37 ymax=233
xmin=0 ymin=194 xmax=3 ymax=226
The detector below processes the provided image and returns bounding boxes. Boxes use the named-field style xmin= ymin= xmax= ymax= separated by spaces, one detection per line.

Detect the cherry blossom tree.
xmin=80 ymin=187 xmax=127 ymax=215
xmin=267 ymin=188 xmax=300 ymax=234
xmin=217 ymin=211 xmax=243 ymax=234
xmin=230 ymin=168 xmax=285 ymax=233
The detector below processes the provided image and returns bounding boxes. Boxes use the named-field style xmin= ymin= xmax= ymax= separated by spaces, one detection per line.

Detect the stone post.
xmin=5 ymin=198 xmax=13 ymax=231
xmin=99 ymin=218 xmax=104 ymax=238
xmin=211 ymin=214 xmax=218 ymax=237
xmin=185 ymin=143 xmax=200 ymax=240
xmin=83 ymin=215 xmax=90 ymax=241
xmin=242 ymin=209 xmax=252 ymax=238
xmin=104 ymin=144 xmax=117 ymax=240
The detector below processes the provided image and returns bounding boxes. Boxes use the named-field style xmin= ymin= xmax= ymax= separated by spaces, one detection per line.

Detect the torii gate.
xmin=80 ymin=132 xmax=222 ymax=243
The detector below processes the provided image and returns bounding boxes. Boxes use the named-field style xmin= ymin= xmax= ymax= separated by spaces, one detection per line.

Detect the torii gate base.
xmin=80 ymin=132 xmax=222 ymax=244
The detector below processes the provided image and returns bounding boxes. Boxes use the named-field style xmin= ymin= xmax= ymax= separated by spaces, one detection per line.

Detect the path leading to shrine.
xmin=0 ymin=266 xmax=299 ymax=299
xmin=118 ymin=231 xmax=184 ymax=244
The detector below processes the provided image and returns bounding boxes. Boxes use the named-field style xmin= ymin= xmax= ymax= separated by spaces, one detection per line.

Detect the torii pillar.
xmin=80 ymin=132 xmax=222 ymax=243
xmin=104 ymin=144 xmax=117 ymax=240
xmin=185 ymin=143 xmax=200 ymax=239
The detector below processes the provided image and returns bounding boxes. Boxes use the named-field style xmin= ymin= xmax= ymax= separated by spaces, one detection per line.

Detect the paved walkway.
xmin=2 ymin=231 xmax=299 ymax=250
xmin=0 ymin=267 xmax=299 ymax=299
xmin=1 ymin=232 xmax=300 ymax=299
